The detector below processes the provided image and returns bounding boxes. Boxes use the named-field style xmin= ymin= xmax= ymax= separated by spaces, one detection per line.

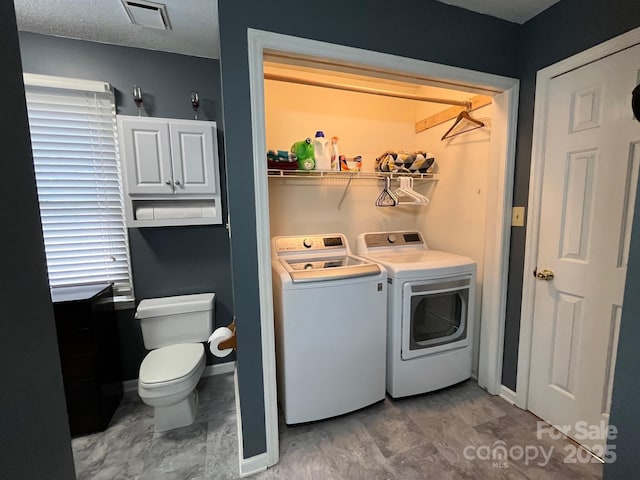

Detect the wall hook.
xmin=191 ymin=91 xmax=200 ymax=120
xmin=133 ymin=85 xmax=143 ymax=116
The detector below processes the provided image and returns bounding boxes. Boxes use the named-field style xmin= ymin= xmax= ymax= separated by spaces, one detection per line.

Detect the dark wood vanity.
xmin=50 ymin=283 xmax=123 ymax=436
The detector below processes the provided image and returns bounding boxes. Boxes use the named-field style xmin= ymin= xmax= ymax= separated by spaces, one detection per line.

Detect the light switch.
xmin=512 ymin=206 xmax=525 ymax=227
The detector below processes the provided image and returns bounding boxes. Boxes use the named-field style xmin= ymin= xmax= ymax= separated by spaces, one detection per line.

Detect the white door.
xmin=528 ymin=43 xmax=640 ymax=455
xmin=118 ymin=117 xmax=173 ymax=195
xmin=169 ymin=121 xmax=217 ymax=195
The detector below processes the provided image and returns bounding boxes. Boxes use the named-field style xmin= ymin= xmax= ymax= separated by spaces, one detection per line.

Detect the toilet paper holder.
xmin=217 ymin=318 xmax=236 ymax=351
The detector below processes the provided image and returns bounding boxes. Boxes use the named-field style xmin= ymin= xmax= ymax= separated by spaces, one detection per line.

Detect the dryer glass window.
xmin=409 ymin=285 xmax=468 ymax=350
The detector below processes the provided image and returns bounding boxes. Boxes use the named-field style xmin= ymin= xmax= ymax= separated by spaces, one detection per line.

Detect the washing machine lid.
xmin=366 ymin=250 xmax=475 ymax=277
xmin=280 ymin=255 xmax=381 ymax=283
xmin=139 ymin=343 xmax=204 ymax=386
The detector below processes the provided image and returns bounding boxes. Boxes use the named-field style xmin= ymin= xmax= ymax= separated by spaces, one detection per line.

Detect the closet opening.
xmin=246 ymin=29 xmax=518 ymax=471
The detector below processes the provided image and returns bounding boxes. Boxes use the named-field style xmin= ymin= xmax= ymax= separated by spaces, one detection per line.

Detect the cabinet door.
xmin=169 ymin=121 xmax=218 ymax=195
xmin=119 ymin=117 xmax=173 ymax=195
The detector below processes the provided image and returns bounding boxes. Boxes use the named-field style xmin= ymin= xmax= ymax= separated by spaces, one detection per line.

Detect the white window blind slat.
xmin=25 ymin=80 xmax=133 ymax=300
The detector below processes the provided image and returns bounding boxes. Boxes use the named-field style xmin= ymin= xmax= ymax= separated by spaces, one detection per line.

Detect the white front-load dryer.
xmin=356 ymin=231 xmax=477 ymax=398
xmin=271 ymin=233 xmax=387 ymax=424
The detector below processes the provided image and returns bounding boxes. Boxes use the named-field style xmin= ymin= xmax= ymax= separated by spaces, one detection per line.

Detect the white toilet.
xmin=135 ymin=293 xmax=215 ymax=432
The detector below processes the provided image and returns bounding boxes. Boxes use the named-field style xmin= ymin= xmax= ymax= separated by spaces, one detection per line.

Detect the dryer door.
xmin=401 ymin=275 xmax=472 ymax=360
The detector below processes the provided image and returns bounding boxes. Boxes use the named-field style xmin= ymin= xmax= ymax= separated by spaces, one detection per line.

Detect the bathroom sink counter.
xmin=51 ymin=282 xmax=113 ymax=304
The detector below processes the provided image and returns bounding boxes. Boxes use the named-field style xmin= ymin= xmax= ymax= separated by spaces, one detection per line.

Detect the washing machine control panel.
xmin=274 ymin=235 xmax=346 ymax=253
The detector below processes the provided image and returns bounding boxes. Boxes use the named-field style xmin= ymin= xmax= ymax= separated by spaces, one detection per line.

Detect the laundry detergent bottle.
xmin=291 ymin=138 xmax=315 ymax=170
xmin=313 ymin=131 xmax=331 ymax=170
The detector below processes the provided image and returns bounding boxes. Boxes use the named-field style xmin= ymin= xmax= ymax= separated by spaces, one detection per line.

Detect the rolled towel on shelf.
xmin=135 ymin=206 xmax=154 ymax=220
xmin=201 ymin=205 xmax=217 ymax=218
xmin=153 ymin=206 xmax=201 ymax=219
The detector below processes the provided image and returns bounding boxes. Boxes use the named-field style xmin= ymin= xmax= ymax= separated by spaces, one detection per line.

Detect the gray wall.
xmin=501 ymin=0 xmax=640 ymax=390
xmin=217 ymin=0 xmax=519 ymax=458
xmin=0 ymin=3 xmax=76 ymax=479
xmin=508 ymin=1 xmax=640 ymax=476
xmin=18 ymin=33 xmax=234 ymax=379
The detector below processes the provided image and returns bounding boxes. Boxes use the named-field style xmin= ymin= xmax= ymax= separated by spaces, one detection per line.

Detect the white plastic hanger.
xmin=396 ymin=177 xmax=429 ymax=205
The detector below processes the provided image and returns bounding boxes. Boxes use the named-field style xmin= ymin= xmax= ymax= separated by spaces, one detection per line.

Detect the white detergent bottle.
xmin=313 ymin=131 xmax=331 ymax=170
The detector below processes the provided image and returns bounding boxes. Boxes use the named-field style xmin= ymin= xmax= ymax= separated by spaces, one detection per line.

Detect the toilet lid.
xmin=140 ymin=343 xmax=204 ymax=385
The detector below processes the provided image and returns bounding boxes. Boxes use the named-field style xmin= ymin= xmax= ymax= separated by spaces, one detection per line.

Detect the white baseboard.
xmin=239 ymin=452 xmax=268 ymax=478
xmin=122 ymin=378 xmax=138 ymax=393
xmin=203 ymin=361 xmax=236 ymax=377
xmin=499 ymin=384 xmax=517 ymax=405
xmin=122 ymin=361 xmax=236 ymax=393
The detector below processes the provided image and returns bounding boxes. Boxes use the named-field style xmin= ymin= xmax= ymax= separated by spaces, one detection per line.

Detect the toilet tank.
xmin=136 ymin=293 xmax=215 ymax=349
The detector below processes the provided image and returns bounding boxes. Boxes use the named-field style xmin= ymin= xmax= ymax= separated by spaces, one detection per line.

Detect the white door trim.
xmin=246 ymin=28 xmax=519 ymax=470
xmin=478 ymin=85 xmax=519 ymax=395
xmin=516 ymin=26 xmax=640 ymax=409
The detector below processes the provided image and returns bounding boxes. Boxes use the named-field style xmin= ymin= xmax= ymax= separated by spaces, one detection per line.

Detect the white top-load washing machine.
xmin=271 ymin=233 xmax=387 ymax=424
xmin=356 ymin=231 xmax=476 ymax=398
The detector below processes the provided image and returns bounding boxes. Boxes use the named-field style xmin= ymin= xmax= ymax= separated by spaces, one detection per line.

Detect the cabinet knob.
xmin=175 ymin=180 xmax=181 ymax=186
xmin=165 ymin=180 xmax=171 ymax=185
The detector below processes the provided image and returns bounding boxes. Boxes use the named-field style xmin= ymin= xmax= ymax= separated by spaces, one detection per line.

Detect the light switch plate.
xmin=512 ymin=206 xmax=525 ymax=227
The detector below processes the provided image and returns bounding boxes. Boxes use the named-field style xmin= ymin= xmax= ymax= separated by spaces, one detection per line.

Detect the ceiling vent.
xmin=121 ymin=0 xmax=171 ymax=30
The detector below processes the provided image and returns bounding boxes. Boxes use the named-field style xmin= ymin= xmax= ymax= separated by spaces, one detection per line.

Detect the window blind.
xmin=24 ymin=80 xmax=133 ymax=300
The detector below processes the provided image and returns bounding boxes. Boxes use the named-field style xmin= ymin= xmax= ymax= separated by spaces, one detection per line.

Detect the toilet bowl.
xmin=135 ymin=293 xmax=215 ymax=432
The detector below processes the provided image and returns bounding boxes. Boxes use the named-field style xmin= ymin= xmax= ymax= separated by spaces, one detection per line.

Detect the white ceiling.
xmin=13 ymin=0 xmax=220 ymax=59
xmin=435 ymin=0 xmax=561 ymax=24
xmin=13 ymin=0 xmax=560 ymax=60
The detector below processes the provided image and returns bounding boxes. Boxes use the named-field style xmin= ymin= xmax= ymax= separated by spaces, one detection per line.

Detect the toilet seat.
xmin=139 ymin=343 xmax=205 ymax=390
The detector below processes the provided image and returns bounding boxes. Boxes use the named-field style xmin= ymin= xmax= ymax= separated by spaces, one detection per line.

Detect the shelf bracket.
xmin=337 ymin=177 xmax=353 ymax=210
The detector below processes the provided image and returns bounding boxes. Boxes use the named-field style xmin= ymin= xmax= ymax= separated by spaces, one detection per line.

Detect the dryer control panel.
xmin=363 ymin=231 xmax=424 ymax=248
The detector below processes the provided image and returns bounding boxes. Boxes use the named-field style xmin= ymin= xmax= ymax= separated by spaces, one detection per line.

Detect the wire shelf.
xmin=267 ymin=169 xmax=439 ymax=181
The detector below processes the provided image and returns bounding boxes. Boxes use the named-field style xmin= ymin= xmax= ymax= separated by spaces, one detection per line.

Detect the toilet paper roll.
xmin=208 ymin=327 xmax=234 ymax=358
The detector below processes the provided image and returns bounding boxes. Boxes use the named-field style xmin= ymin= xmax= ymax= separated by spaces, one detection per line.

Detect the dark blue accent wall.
xmin=502 ymin=0 xmax=640 ymax=391
xmin=18 ymin=33 xmax=234 ymax=380
xmin=0 ymin=4 xmax=76 ymax=479
xmin=508 ymin=1 xmax=640 ymax=477
xmin=217 ymin=0 xmax=519 ymax=458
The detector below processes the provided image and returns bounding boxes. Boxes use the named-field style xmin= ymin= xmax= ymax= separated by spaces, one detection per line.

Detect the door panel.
xmin=119 ymin=117 xmax=173 ymax=194
xmin=169 ymin=121 xmax=217 ymax=194
xmin=528 ymin=42 xmax=640 ymax=454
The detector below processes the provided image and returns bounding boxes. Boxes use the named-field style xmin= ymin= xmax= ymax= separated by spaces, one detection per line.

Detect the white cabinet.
xmin=117 ymin=116 xmax=222 ymax=227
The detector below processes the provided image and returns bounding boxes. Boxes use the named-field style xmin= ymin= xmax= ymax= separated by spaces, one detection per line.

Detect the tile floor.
xmin=72 ymin=376 xmax=603 ymax=480
xmin=71 ymin=373 xmax=238 ymax=480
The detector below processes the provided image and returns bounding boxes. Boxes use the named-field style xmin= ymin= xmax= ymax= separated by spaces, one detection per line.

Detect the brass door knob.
xmin=537 ymin=269 xmax=554 ymax=281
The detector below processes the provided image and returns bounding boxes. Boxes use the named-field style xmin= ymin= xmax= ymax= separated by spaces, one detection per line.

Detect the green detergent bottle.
xmin=291 ymin=138 xmax=315 ymax=170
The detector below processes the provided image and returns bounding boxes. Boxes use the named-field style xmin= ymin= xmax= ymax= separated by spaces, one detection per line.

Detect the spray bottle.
xmin=331 ymin=136 xmax=340 ymax=171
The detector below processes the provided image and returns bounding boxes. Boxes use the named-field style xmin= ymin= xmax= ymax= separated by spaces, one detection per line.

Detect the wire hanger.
xmin=441 ymin=102 xmax=485 ymax=141
xmin=376 ymin=177 xmax=398 ymax=207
